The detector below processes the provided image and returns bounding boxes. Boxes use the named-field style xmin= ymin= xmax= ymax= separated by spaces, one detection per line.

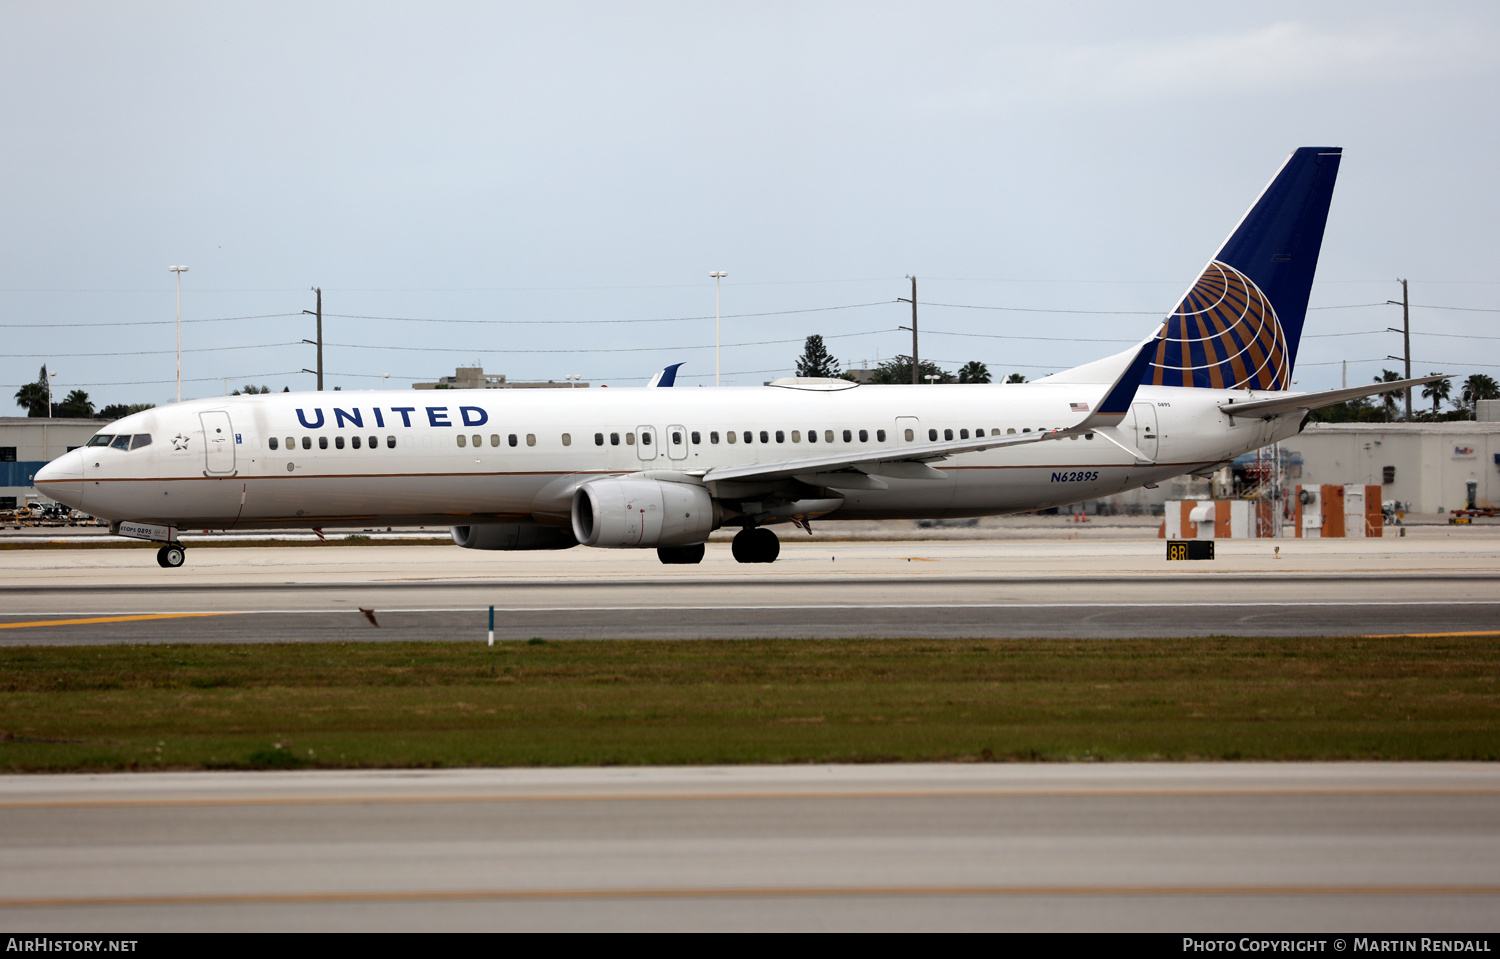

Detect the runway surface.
xmin=1 ymin=763 xmax=1496 ymax=932
xmin=1 ymin=534 xmax=1498 ymax=642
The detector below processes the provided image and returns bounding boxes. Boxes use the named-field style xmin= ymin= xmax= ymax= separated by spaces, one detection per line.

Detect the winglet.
xmin=1078 ymin=339 xmax=1157 ymax=429
xmin=647 ymin=363 xmax=685 ymax=388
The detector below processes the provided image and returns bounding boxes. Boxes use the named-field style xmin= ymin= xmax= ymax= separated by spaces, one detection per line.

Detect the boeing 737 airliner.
xmin=36 ymin=147 xmax=1437 ymax=568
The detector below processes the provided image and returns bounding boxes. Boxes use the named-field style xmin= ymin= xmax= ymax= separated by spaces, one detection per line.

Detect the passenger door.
xmin=895 ymin=415 xmax=921 ymax=444
xmin=1130 ymin=402 xmax=1159 ymax=461
xmin=200 ymin=411 xmax=236 ymax=475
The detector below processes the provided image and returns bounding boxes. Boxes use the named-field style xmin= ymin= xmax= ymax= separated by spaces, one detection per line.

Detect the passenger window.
xmin=595 ymin=433 xmax=605 ymax=446
xmin=490 ymin=435 xmax=500 ymax=447
xmin=561 ymin=433 xmax=571 ymax=446
xmin=1023 ymin=428 xmax=1031 ymax=433
xmin=509 ymin=434 xmax=518 ymax=447
xmin=928 ymin=429 xmax=937 ymax=441
xmin=960 ymin=429 xmax=969 ymax=439
xmin=526 ymin=434 xmax=536 ymax=447
xmin=791 ymin=430 xmax=801 ymax=443
xmin=302 ymin=437 xmax=312 ymax=450
xmin=386 ymin=436 xmax=396 ymax=448
xmin=877 ymin=429 xmax=886 ymax=442
xmin=370 ymin=436 xmax=378 ymax=449
xmin=110 ymin=435 xmax=131 ymax=450
xmin=472 ymin=434 xmax=481 ymax=447
xmin=611 ymin=432 xmax=621 ymax=446
xmin=319 ymin=436 xmax=329 ymax=449
xmin=823 ymin=430 xmax=834 ymax=443
xmin=691 ymin=431 xmax=701 ymax=444
xmin=710 ymin=431 xmax=720 ymax=444
xmin=1007 ymin=428 xmax=1016 ymax=434
xmin=726 ymin=431 xmax=736 ymax=444
xmin=1085 ymin=433 xmax=1094 ymax=440
xmin=775 ymin=430 xmax=784 ymax=443
xmin=626 ymin=433 xmax=635 ymax=445
xmin=807 ymin=430 xmax=816 ymax=443
xmin=759 ymin=431 xmax=768 ymax=444
xmin=335 ymin=436 xmax=346 ymax=449
xmin=842 ymin=430 xmax=852 ymax=443
xmin=742 ymin=431 xmax=752 ymax=444
xmin=904 ymin=429 xmax=914 ymax=442
xmin=858 ymin=429 xmax=868 ymax=442
xmin=268 ymin=437 xmax=279 ymax=451
xmin=352 ymin=436 xmax=361 ymax=449
xmin=944 ymin=429 xmax=953 ymax=441
xmin=639 ymin=433 xmax=649 ymax=446
xmin=672 ymin=431 xmax=682 ymax=445
xmin=457 ymin=435 xmax=467 ymax=447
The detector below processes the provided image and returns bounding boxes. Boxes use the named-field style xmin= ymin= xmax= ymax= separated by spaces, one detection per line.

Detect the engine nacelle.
xmin=571 ymin=478 xmax=717 ymax=548
xmin=450 ymin=523 xmax=578 ymax=550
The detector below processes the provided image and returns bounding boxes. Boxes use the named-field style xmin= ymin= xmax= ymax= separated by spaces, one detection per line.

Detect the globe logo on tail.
xmin=1149 ymin=261 xmax=1289 ymax=391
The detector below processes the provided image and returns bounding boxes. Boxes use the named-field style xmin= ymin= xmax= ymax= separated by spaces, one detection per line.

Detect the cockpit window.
xmin=86 ymin=435 xmax=115 ymax=447
xmin=130 ymin=434 xmax=152 ymax=450
xmin=109 ymin=435 xmax=132 ymax=450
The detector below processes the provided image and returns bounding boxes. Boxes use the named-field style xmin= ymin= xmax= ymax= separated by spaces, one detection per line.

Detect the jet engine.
xmin=450 ymin=523 xmax=579 ymax=550
xmin=571 ymin=478 xmax=718 ymax=548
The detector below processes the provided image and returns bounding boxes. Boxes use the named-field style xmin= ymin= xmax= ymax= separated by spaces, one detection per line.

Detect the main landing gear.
xmin=731 ymin=527 xmax=780 ymax=564
xmin=156 ymin=543 xmax=186 ymax=568
xmin=657 ymin=543 xmax=706 ymax=565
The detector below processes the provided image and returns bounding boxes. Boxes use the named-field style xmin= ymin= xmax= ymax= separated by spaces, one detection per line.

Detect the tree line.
xmin=795 ymin=335 xmax=1027 ymax=386
xmin=1312 ymin=369 xmax=1500 ymax=423
xmin=11 ymin=366 xmax=286 ymax=419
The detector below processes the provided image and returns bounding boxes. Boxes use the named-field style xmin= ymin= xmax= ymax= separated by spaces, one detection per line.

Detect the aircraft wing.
xmin=1217 ymin=374 xmax=1446 ymax=418
xmin=695 ymin=340 xmax=1159 ymax=485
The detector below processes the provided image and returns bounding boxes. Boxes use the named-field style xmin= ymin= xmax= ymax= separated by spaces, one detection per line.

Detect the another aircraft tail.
xmin=1146 ymin=147 xmax=1342 ymax=390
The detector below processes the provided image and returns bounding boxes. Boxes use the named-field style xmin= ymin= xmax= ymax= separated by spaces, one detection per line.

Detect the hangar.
xmin=1281 ymin=421 xmax=1500 ymax=513
xmin=0 ymin=416 xmax=101 ymax=509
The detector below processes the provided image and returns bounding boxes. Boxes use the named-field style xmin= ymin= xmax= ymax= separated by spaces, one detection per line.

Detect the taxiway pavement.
xmin=1 ymin=763 xmax=1495 ymax=932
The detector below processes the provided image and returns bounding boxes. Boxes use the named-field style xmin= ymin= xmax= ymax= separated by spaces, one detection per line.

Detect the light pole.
xmin=47 ymin=369 xmax=57 ymax=418
xmin=709 ymin=271 xmax=727 ymax=386
xmin=565 ymin=374 xmax=581 ymax=388
xmin=924 ymin=373 xmax=939 ymax=386
xmin=169 ymin=265 xmax=189 ymax=402
xmin=382 ymin=374 xmax=390 ymax=390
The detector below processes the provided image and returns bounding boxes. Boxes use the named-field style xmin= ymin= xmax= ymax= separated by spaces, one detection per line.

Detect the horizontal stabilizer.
xmin=1218 ymin=374 xmax=1446 ymax=418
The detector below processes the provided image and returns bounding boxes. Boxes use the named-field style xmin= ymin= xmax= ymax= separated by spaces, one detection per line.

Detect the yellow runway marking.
xmin=2 ymin=785 xmax=1497 ymax=810
xmin=0 ymin=612 xmax=240 ymax=630
xmin=2 ymin=884 xmax=1498 ymax=909
xmin=1360 ymin=630 xmax=1500 ymax=638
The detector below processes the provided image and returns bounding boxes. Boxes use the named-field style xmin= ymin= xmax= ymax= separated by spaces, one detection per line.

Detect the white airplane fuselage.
xmin=38 ymin=382 xmax=1299 ymax=532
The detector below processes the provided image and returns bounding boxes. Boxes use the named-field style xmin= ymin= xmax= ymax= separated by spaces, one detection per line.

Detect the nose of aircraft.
xmin=34 ymin=449 xmax=85 ymax=510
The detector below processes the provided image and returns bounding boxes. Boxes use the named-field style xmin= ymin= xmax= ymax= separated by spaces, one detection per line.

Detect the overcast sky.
xmin=3 ymin=1 xmax=1496 ymax=407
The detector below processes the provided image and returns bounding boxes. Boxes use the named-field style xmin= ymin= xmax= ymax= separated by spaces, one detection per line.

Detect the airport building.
xmin=0 ymin=417 xmax=101 ymax=508
xmin=413 ymin=367 xmax=589 ymax=390
xmin=1281 ymin=421 xmax=1500 ymax=512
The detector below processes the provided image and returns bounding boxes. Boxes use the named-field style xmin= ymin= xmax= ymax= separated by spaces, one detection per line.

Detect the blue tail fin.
xmin=1147 ymin=147 xmax=1341 ymax=390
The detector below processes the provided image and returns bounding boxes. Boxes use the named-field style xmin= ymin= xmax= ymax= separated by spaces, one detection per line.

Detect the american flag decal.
xmin=1070 ymin=402 xmax=1090 ymax=412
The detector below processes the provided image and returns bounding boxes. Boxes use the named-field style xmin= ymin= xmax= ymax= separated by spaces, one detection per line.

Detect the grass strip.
xmin=1 ymin=636 xmax=1496 ymax=771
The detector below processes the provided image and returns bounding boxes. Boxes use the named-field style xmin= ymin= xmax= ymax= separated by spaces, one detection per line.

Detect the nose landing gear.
xmin=156 ymin=544 xmax=186 ymax=568
xmin=731 ymin=527 xmax=780 ymax=564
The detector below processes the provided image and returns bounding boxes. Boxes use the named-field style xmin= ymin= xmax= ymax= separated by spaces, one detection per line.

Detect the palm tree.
xmin=957 ymin=361 xmax=991 ymax=384
xmin=1461 ymin=373 xmax=1500 ymax=418
xmin=1004 ymin=373 xmax=1027 ymax=384
xmin=1373 ymin=369 xmax=1403 ymax=422
xmin=1420 ymin=374 xmax=1452 ymax=417
xmin=57 ymin=389 xmax=94 ymax=418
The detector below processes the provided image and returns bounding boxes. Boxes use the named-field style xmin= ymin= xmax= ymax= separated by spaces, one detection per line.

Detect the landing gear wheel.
xmin=657 ymin=543 xmax=706 ymax=565
xmin=731 ymin=527 xmax=780 ymax=564
xmin=156 ymin=544 xmax=186 ymax=568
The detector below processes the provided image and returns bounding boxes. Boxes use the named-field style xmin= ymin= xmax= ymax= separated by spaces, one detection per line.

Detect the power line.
xmin=323 ymin=329 xmax=892 ymax=355
xmin=323 ymin=301 xmax=896 ymax=325
xmin=0 ymin=313 xmax=302 ymax=329
xmin=7 ymin=342 xmax=301 ymax=358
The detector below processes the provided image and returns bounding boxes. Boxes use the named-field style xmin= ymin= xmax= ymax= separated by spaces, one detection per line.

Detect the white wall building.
xmin=1280 ymin=422 xmax=1500 ymax=513
xmin=0 ymin=417 xmax=102 ymax=509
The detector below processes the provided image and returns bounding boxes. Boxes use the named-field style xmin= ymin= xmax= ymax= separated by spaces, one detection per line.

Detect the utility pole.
xmin=709 ymin=272 xmax=727 ymax=386
xmin=897 ymin=275 xmax=918 ymax=384
xmin=1386 ymin=278 xmax=1411 ymax=420
xmin=302 ymin=287 xmax=324 ymax=391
